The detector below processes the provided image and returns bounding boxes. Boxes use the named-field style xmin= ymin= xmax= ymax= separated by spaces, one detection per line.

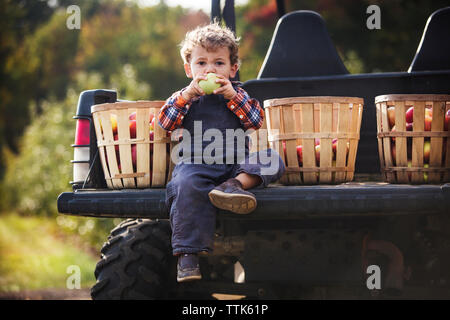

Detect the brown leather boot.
xmin=208 ymin=178 xmax=257 ymax=214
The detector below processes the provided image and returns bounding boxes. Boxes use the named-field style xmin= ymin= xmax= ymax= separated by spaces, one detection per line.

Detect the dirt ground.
xmin=0 ymin=288 xmax=92 ymax=300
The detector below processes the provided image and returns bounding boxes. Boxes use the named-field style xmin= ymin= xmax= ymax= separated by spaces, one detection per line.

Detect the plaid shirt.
xmin=158 ymin=82 xmax=264 ymax=132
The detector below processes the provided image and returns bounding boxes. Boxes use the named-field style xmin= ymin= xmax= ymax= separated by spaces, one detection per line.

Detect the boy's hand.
xmin=212 ymin=75 xmax=237 ymax=100
xmin=182 ymin=74 xmax=207 ymax=101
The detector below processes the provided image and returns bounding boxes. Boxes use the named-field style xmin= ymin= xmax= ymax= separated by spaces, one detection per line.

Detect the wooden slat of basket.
xmin=136 ymin=107 xmax=151 ymax=187
xmin=411 ymin=101 xmax=425 ymax=183
xmin=99 ymin=111 xmax=123 ymax=189
xmin=152 ymin=107 xmax=167 ymax=187
xmin=92 ymin=112 xmax=113 ymax=189
xmin=270 ymin=106 xmax=289 ymax=185
xmin=293 ymin=104 xmax=302 ymax=147
xmin=394 ymin=101 xmax=408 ymax=183
xmin=301 ymin=103 xmax=316 ymax=184
xmin=445 ymin=104 xmax=450 ymax=181
xmin=335 ymin=103 xmax=349 ymax=183
xmin=429 ymin=101 xmax=446 ymax=183
xmin=375 ymin=103 xmax=385 ymax=181
xmin=268 ymin=132 xmax=359 ymax=141
xmin=117 ymin=108 xmax=135 ymax=188
xmin=347 ymin=103 xmax=361 ymax=182
xmin=380 ymin=102 xmax=395 ymax=183
xmin=377 ymin=131 xmax=450 ymax=138
xmin=320 ymin=103 xmax=333 ymax=182
xmin=282 ymin=105 xmax=302 ymax=184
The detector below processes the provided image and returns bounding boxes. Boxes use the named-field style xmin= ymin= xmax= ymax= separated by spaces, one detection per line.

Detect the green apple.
xmin=423 ymin=163 xmax=429 ymax=182
xmin=199 ymin=73 xmax=221 ymax=95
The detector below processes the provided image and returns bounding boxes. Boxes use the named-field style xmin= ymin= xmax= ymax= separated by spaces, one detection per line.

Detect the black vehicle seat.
xmin=257 ymin=10 xmax=349 ymax=79
xmin=408 ymin=7 xmax=450 ymax=72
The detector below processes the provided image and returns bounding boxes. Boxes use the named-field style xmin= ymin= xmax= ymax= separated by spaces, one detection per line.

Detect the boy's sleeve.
xmin=158 ymin=90 xmax=190 ymax=131
xmin=226 ymin=86 xmax=264 ymax=130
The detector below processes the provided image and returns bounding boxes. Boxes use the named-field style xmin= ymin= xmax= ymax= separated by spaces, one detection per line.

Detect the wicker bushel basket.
xmin=375 ymin=94 xmax=450 ymax=184
xmin=264 ymin=96 xmax=363 ymax=185
xmin=92 ymin=101 xmax=173 ymax=189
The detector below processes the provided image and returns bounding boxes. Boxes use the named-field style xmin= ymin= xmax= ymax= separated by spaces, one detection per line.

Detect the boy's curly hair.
xmin=180 ymin=21 xmax=241 ymax=67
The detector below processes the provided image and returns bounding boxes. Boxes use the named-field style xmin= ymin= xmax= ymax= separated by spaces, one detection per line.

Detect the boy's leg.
xmin=208 ymin=149 xmax=285 ymax=214
xmin=166 ymin=163 xmax=227 ymax=256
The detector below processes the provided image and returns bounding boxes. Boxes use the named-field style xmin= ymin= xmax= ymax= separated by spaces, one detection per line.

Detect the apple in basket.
xmin=315 ymin=144 xmax=320 ymax=164
xmin=129 ymin=112 xmax=155 ymax=135
xmin=111 ymin=114 xmax=118 ymax=135
xmin=131 ymin=144 xmax=137 ymax=168
xmin=423 ymin=163 xmax=429 ymax=182
xmin=406 ymin=122 xmax=413 ymax=131
xmin=387 ymin=106 xmax=396 ymax=128
xmin=150 ymin=115 xmax=155 ymax=131
xmin=296 ymin=145 xmax=303 ymax=165
xmin=332 ymin=138 xmax=337 ymax=154
xmin=407 ymin=160 xmax=412 ymax=180
xmin=445 ymin=109 xmax=450 ymax=131
xmin=405 ymin=107 xmax=414 ymax=124
xmin=150 ymin=131 xmax=154 ymax=153
xmin=424 ymin=108 xmax=432 ymax=131
xmin=423 ymin=140 xmax=431 ymax=163
xmin=129 ymin=119 xmax=137 ymax=139
xmin=391 ymin=142 xmax=396 ymax=164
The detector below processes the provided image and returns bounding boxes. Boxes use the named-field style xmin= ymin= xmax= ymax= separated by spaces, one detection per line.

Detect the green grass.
xmin=0 ymin=214 xmax=97 ymax=292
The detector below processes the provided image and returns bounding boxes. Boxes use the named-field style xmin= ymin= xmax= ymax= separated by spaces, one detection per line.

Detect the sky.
xmin=136 ymin=0 xmax=249 ymax=13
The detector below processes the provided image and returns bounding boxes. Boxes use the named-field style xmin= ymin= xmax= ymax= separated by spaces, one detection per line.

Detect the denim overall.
xmin=165 ymin=94 xmax=285 ymax=255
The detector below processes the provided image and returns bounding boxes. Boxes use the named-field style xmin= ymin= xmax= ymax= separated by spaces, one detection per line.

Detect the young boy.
xmin=158 ymin=22 xmax=285 ymax=282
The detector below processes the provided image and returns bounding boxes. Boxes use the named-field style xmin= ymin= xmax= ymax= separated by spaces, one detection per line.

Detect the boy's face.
xmin=184 ymin=46 xmax=238 ymax=80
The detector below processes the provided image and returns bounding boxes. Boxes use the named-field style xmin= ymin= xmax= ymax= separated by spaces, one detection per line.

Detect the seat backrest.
xmin=408 ymin=7 xmax=450 ymax=72
xmin=257 ymin=10 xmax=349 ymax=79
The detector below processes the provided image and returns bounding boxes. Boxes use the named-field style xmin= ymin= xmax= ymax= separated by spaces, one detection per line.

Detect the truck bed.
xmin=57 ymin=181 xmax=450 ymax=219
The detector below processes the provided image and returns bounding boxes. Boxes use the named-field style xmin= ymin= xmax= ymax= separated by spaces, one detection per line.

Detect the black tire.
xmin=91 ymin=219 xmax=174 ymax=300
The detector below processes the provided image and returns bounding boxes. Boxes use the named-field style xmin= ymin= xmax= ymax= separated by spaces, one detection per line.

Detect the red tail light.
xmin=75 ymin=118 xmax=90 ymax=145
xmin=72 ymin=118 xmax=91 ymax=187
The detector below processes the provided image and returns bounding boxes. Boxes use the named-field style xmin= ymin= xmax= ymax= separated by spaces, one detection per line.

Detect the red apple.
xmin=129 ymin=119 xmax=137 ymax=138
xmin=424 ymin=108 xmax=432 ymax=131
xmin=423 ymin=140 xmax=431 ymax=163
xmin=390 ymin=125 xmax=396 ymax=142
xmin=387 ymin=106 xmax=395 ymax=128
xmin=130 ymin=112 xmax=155 ymax=126
xmin=445 ymin=109 xmax=450 ymax=131
xmin=315 ymin=144 xmax=320 ymax=165
xmin=296 ymin=145 xmax=303 ymax=164
xmin=150 ymin=117 xmax=155 ymax=131
xmin=150 ymin=131 xmax=154 ymax=153
xmin=131 ymin=144 xmax=137 ymax=168
xmin=110 ymin=114 xmax=118 ymax=135
xmin=391 ymin=143 xmax=396 ymax=164
xmin=405 ymin=106 xmax=414 ymax=123
xmin=315 ymin=138 xmax=320 ymax=146
xmin=406 ymin=122 xmax=413 ymax=131
xmin=332 ymin=138 xmax=337 ymax=154
xmin=114 ymin=133 xmax=119 ymax=152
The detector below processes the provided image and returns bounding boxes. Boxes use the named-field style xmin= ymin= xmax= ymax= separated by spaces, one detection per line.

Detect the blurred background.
xmin=0 ymin=0 xmax=448 ymax=297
